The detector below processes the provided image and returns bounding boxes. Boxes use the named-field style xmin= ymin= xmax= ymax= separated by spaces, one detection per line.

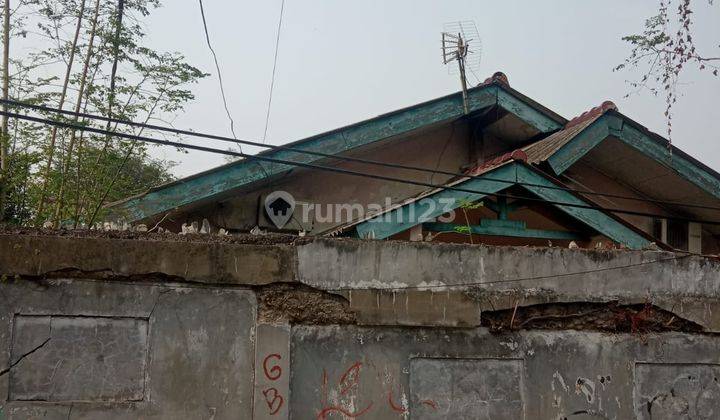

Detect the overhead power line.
xmin=197 ymin=0 xmax=241 ymax=152
xmin=329 ymin=254 xmax=693 ymax=291
xmin=262 ymin=0 xmax=285 ymax=143
xmin=37 ymin=254 xmax=699 ymax=292
xmin=4 ymin=108 xmax=720 ymax=227
xmin=4 ymin=98 xmax=720 ymax=214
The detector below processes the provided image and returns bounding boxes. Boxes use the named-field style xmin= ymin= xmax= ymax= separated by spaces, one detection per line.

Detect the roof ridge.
xmin=466 ymin=149 xmax=527 ymax=176
xmin=565 ymin=100 xmax=617 ymax=129
xmin=479 ymin=71 xmax=510 ymax=87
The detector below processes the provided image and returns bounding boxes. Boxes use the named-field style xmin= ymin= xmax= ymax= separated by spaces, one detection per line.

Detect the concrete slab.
xmin=253 ymin=324 xmax=290 ymax=420
xmin=9 ymin=316 xmax=147 ymax=402
xmin=0 ymin=279 xmax=256 ymax=419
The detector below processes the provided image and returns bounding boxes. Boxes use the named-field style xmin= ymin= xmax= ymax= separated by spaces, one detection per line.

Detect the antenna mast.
xmin=442 ymin=21 xmax=481 ymax=115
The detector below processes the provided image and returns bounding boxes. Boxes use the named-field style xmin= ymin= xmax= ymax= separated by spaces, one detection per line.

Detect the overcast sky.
xmin=144 ymin=0 xmax=720 ymax=177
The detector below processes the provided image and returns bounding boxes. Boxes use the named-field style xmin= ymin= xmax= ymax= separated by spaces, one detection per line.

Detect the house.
xmin=106 ymin=72 xmax=720 ymax=254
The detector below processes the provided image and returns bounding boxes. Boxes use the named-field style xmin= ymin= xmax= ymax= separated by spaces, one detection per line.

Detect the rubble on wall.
xmin=257 ymin=283 xmax=356 ymax=325
xmin=480 ymin=301 xmax=704 ymax=334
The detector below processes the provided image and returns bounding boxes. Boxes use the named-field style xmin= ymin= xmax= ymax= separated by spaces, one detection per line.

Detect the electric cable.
xmin=328 ymin=254 xmax=694 ymax=291
xmin=197 ymin=0 xmax=242 ymax=152
xmin=261 ymin=0 xmax=285 ymax=143
xmin=21 ymin=253 xmax=700 ymax=292
xmin=4 ymin=108 xmax=720 ymax=227
xmin=4 ymin=98 xmax=720 ymax=213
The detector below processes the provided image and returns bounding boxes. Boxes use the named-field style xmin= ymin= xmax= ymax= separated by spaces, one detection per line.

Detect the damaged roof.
xmin=523 ymin=101 xmax=618 ymax=165
xmin=106 ymin=71 xmax=720 ymax=238
xmin=105 ymin=74 xmax=565 ymax=223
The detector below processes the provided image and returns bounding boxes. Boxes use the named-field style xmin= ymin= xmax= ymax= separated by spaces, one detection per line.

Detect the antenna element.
xmin=442 ymin=21 xmax=481 ymax=115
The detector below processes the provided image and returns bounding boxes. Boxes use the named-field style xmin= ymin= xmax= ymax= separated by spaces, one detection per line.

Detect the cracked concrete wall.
xmin=290 ymin=325 xmax=720 ymax=419
xmin=4 ymin=234 xmax=720 ymax=330
xmin=0 ymin=279 xmax=256 ymax=419
xmin=298 ymin=239 xmax=720 ymax=331
xmin=1 ymin=234 xmax=295 ymax=285
xmin=3 ymin=233 xmax=720 ymax=419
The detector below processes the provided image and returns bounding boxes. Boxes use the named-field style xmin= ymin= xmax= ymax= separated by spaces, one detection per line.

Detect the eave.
xmin=105 ymin=82 xmax=565 ymax=223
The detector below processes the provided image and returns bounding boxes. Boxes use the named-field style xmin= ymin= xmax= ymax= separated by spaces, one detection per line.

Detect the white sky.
xmin=143 ymin=0 xmax=720 ymax=177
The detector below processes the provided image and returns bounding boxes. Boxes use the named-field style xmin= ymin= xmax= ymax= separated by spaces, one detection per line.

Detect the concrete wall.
xmin=290 ymin=326 xmax=720 ymax=419
xmin=0 ymin=278 xmax=256 ymax=419
xmin=2 ymin=232 xmax=720 ymax=419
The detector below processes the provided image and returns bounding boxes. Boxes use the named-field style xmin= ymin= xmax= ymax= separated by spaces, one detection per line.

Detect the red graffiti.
xmin=317 ymin=403 xmax=373 ymax=420
xmin=263 ymin=353 xmax=282 ymax=381
xmin=387 ymin=389 xmax=408 ymax=414
xmin=421 ymin=399 xmax=438 ymax=410
xmin=317 ymin=362 xmax=437 ymax=417
xmin=339 ymin=362 xmax=362 ymax=396
xmin=317 ymin=362 xmax=373 ymax=419
xmin=262 ymin=387 xmax=284 ymax=415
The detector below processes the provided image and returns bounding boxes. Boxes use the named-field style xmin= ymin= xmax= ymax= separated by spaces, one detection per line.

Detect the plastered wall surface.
xmin=0 ymin=279 xmax=256 ymax=419
xmin=290 ymin=326 xmax=720 ymax=419
xmin=2 ymin=232 xmax=720 ymax=419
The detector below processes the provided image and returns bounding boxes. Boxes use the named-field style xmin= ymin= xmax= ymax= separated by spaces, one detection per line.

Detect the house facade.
xmin=106 ymin=72 xmax=720 ymax=254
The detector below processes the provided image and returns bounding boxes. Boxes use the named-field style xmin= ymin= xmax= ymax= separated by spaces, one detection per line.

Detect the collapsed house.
xmin=106 ymin=72 xmax=720 ymax=254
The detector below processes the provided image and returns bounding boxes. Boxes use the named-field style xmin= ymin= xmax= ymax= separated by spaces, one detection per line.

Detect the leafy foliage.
xmin=0 ymin=0 xmax=207 ymax=226
xmin=615 ymin=0 xmax=719 ymax=139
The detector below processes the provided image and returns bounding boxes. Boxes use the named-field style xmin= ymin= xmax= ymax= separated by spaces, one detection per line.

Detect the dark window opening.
xmin=652 ymin=218 xmax=663 ymax=241
xmin=667 ymin=219 xmax=688 ymax=251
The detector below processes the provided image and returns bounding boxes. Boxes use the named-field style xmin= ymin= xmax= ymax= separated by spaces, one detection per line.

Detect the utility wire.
xmin=5 ymin=98 xmax=720 ymax=213
xmin=33 ymin=253 xmax=699 ymax=292
xmin=5 ymin=108 xmax=720 ymax=227
xmin=197 ymin=0 xmax=241 ymax=152
xmin=327 ymin=254 xmax=694 ymax=291
xmin=262 ymin=0 xmax=285 ymax=143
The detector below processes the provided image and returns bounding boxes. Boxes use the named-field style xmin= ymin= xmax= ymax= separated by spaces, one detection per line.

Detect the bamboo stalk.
xmin=53 ymin=0 xmax=101 ymax=225
xmin=34 ymin=0 xmax=87 ymax=225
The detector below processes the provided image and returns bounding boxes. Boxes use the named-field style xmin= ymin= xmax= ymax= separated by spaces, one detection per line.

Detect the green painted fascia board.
xmin=110 ymin=86 xmax=499 ymax=221
xmin=496 ymin=88 xmax=564 ymax=133
xmin=479 ymin=218 xmax=526 ymax=229
xmin=515 ymin=164 xmax=649 ymax=249
xmin=547 ymin=117 xmax=610 ymax=175
xmin=356 ymin=161 xmax=650 ymax=249
xmin=546 ymin=112 xmax=720 ymax=200
xmin=355 ymin=163 xmax=519 ymax=239
xmin=110 ymin=82 xmax=566 ymax=222
xmin=607 ymin=116 xmax=720 ymax=199
xmin=423 ymin=222 xmax=583 ymax=240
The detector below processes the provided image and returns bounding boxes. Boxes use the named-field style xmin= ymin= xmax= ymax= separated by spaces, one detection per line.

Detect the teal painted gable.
xmin=355 ymin=163 xmax=519 ymax=239
xmin=108 ymin=83 xmax=564 ymax=222
xmin=513 ymin=164 xmax=649 ymax=249
xmin=354 ymin=162 xmax=650 ymax=249
xmin=546 ymin=112 xmax=720 ymax=200
xmin=497 ymin=89 xmax=562 ymax=134
xmin=547 ymin=118 xmax=609 ymax=175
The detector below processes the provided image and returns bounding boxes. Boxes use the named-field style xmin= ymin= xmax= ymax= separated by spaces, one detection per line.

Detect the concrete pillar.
xmin=409 ymin=225 xmax=424 ymax=242
xmin=689 ymin=222 xmax=702 ymax=254
xmin=253 ymin=323 xmax=291 ymax=420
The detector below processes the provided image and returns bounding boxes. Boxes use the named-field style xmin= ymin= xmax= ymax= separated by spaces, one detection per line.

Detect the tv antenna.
xmin=442 ymin=21 xmax=482 ymax=114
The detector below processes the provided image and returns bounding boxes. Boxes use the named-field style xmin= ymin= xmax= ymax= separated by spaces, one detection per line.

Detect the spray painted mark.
xmin=421 ymin=399 xmax=438 ymax=410
xmin=388 ymin=388 xmax=408 ymax=414
xmin=262 ymin=388 xmax=284 ymax=415
xmin=261 ymin=353 xmax=284 ymax=416
xmin=263 ymin=354 xmax=282 ymax=381
xmin=317 ymin=404 xmax=374 ymax=420
xmin=317 ymin=362 xmax=373 ymax=419
xmin=576 ymin=377 xmax=597 ymax=403
xmin=339 ymin=362 xmax=363 ymax=396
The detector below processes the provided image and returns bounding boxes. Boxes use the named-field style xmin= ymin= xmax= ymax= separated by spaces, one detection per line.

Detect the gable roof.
xmin=341 ymin=155 xmax=653 ymax=249
xmin=523 ymin=101 xmax=720 ymax=201
xmin=523 ymin=101 xmax=617 ymax=165
xmin=106 ymin=75 xmax=566 ymax=223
